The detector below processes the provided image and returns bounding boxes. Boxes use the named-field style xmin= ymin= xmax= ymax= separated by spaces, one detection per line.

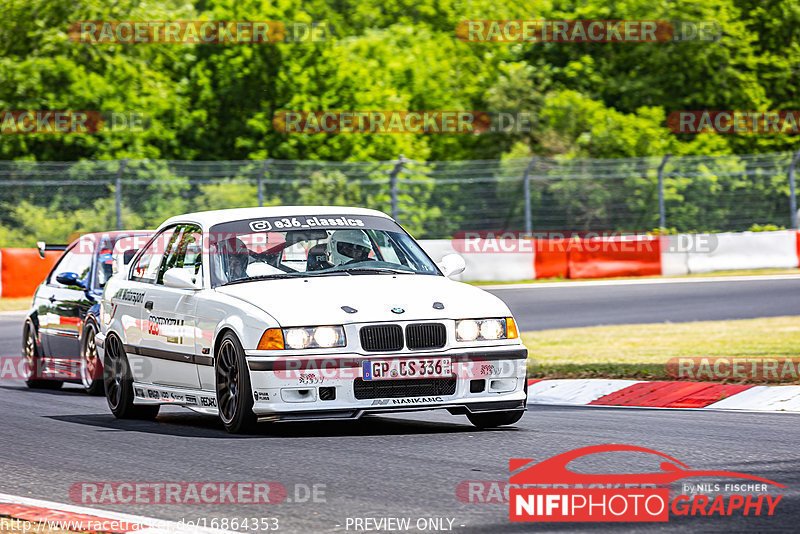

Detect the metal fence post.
xmin=657 ymin=153 xmax=672 ymax=230
xmin=258 ymin=159 xmax=272 ymax=207
xmin=523 ymin=157 xmax=539 ymax=234
xmin=115 ymin=158 xmax=127 ymax=230
xmin=789 ymin=149 xmax=800 ymax=229
xmin=389 ymin=155 xmax=405 ymax=221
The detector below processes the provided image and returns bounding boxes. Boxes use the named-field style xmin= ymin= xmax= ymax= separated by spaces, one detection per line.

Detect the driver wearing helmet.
xmin=327 ymin=230 xmax=373 ymax=266
xmin=221 ymin=237 xmax=251 ymax=281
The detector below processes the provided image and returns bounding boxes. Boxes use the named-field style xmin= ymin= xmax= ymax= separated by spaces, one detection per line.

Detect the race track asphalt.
xmin=0 ymin=381 xmax=797 ymax=533
xmin=486 ymin=276 xmax=800 ymax=331
xmin=0 ymin=276 xmax=798 ymax=532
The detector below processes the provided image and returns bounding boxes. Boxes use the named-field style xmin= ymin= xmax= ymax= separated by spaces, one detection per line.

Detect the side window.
xmin=157 ymin=225 xmax=203 ymax=285
xmin=368 ymin=230 xmax=401 ymax=264
xmin=49 ymin=245 xmax=93 ymax=288
xmin=95 ymin=236 xmax=116 ymax=289
xmin=129 ymin=228 xmax=176 ymax=284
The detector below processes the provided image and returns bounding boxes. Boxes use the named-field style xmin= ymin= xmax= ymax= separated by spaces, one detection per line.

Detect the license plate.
xmin=362 ymin=358 xmax=452 ymax=381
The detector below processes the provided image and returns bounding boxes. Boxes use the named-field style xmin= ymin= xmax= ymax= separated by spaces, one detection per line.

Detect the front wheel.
xmin=23 ymin=324 xmax=62 ymax=390
xmin=466 ymin=410 xmax=524 ymax=429
xmin=80 ymin=323 xmax=104 ymax=396
xmin=103 ymin=334 xmax=159 ymax=420
xmin=215 ymin=332 xmax=257 ymax=434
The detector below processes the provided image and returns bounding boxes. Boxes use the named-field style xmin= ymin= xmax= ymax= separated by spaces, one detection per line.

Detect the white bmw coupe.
xmin=97 ymin=207 xmax=528 ymax=433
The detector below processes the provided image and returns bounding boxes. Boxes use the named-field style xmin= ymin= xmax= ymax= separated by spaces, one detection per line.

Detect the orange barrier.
xmin=533 ymin=239 xmax=569 ymax=279
xmin=567 ymin=236 xmax=663 ymax=279
xmin=0 ymin=248 xmax=62 ymax=298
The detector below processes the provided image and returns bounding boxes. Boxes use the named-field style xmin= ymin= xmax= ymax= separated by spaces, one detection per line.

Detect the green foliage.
xmin=748 ymin=223 xmax=787 ymax=232
xmin=0 ymin=197 xmax=144 ymax=246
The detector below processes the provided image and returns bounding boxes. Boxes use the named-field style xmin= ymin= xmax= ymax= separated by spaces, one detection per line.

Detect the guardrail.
xmin=1 ymin=230 xmax=798 ymax=297
xmin=419 ymin=230 xmax=800 ymax=281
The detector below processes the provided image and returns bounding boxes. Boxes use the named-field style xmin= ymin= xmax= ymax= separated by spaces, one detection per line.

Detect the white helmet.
xmin=328 ymin=230 xmax=372 ymax=266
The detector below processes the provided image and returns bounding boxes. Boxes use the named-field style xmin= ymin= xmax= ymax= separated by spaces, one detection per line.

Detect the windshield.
xmin=208 ymin=214 xmax=439 ymax=287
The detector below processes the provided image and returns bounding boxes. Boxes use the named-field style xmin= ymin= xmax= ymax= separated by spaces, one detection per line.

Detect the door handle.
xmin=48 ymin=295 xmax=56 ymax=303
xmin=144 ymin=301 xmax=153 ymax=310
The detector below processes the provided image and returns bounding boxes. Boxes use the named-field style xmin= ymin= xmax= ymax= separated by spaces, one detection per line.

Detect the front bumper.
xmin=244 ymin=346 xmax=528 ymax=420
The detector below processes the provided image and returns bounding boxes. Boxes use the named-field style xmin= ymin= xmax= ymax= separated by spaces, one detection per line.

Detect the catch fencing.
xmin=0 ymin=151 xmax=798 ymax=241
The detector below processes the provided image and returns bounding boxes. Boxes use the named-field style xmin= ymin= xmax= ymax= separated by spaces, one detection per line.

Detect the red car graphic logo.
xmin=510 ymin=444 xmax=785 ymax=487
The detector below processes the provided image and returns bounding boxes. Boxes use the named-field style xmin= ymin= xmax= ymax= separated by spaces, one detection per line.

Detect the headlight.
xmin=280 ymin=326 xmax=346 ymax=350
xmin=456 ymin=320 xmax=480 ymax=341
xmin=284 ymin=328 xmax=311 ymax=349
xmin=313 ymin=326 xmax=341 ymax=348
xmin=456 ymin=318 xmax=518 ymax=341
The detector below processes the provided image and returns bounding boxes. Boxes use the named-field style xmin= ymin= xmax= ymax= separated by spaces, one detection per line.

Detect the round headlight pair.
xmin=456 ymin=318 xmax=507 ymax=341
xmin=284 ymin=326 xmax=344 ymax=349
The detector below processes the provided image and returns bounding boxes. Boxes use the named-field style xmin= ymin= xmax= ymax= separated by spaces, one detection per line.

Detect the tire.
xmin=215 ymin=332 xmax=257 ymax=434
xmin=466 ymin=410 xmax=525 ymax=429
xmin=103 ymin=334 xmax=159 ymax=420
xmin=80 ymin=322 xmax=104 ymax=396
xmin=22 ymin=323 xmax=63 ymax=390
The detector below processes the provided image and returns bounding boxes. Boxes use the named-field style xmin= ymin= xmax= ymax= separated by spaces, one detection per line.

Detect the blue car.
xmin=22 ymin=231 xmax=153 ymax=394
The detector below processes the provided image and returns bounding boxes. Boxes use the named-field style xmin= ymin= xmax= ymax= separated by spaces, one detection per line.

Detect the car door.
xmin=39 ymin=237 xmax=95 ymax=370
xmin=136 ymin=224 xmax=202 ymax=389
xmin=123 ymin=226 xmax=176 ymax=385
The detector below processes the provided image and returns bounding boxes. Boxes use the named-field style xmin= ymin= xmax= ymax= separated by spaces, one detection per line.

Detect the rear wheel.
xmin=466 ymin=410 xmax=524 ymax=429
xmin=80 ymin=323 xmax=104 ymax=396
xmin=103 ymin=334 xmax=159 ymax=420
xmin=215 ymin=332 xmax=257 ymax=434
xmin=23 ymin=324 xmax=62 ymax=390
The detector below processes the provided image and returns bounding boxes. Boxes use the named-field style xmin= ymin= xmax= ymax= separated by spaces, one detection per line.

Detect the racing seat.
xmin=306 ymin=243 xmax=332 ymax=271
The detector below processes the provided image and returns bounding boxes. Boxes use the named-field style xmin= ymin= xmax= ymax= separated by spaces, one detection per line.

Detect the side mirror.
xmin=438 ymin=253 xmax=466 ymax=278
xmin=37 ymin=241 xmax=46 ymax=259
xmin=55 ymin=272 xmax=86 ymax=289
xmin=163 ymin=268 xmax=199 ymax=290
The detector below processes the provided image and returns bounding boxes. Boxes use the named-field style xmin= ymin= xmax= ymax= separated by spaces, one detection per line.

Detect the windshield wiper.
xmin=334 ymin=267 xmax=415 ymax=275
xmin=219 ymin=271 xmax=348 ymax=286
xmin=219 ymin=273 xmax=306 ymax=286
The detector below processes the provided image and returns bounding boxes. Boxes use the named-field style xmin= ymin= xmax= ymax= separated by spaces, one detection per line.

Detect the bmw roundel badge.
xmin=391 ymin=307 xmax=405 ymax=314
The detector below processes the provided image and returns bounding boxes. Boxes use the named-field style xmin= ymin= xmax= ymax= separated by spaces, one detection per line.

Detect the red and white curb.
xmin=526 ymin=379 xmax=800 ymax=412
xmin=0 ymin=492 xmax=234 ymax=534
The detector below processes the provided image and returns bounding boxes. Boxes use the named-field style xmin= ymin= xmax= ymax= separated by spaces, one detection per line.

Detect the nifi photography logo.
xmin=507 ymin=444 xmax=784 ymax=522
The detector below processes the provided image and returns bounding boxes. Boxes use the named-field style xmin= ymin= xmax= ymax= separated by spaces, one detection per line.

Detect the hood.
xmin=214 ymin=274 xmax=510 ymax=326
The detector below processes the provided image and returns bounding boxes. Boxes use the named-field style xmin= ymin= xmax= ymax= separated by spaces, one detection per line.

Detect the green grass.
xmin=522 ymin=316 xmax=800 ymax=383
xmin=470 ymin=267 xmax=800 ymax=286
xmin=0 ymin=297 xmax=31 ymax=312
